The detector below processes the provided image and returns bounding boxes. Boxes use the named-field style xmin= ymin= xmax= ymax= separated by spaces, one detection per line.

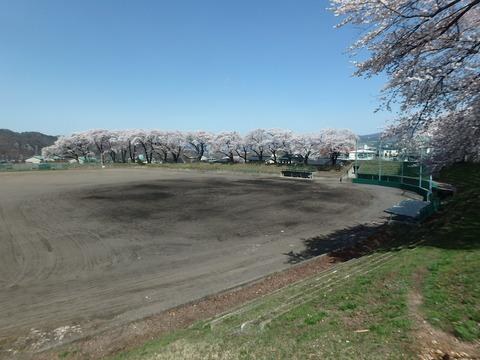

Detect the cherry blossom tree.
xmin=146 ymin=131 xmax=167 ymax=162
xmin=165 ymin=131 xmax=186 ymax=163
xmin=245 ymin=129 xmax=269 ymax=162
xmin=121 ymin=129 xmax=139 ymax=163
xmin=330 ymin=0 xmax=480 ymax=165
xmin=185 ymin=131 xmax=213 ymax=161
xmin=292 ymin=133 xmax=323 ymax=165
xmin=266 ymin=129 xmax=293 ymax=164
xmin=108 ymin=130 xmax=133 ymax=163
xmin=132 ymin=130 xmax=158 ymax=163
xmin=429 ymin=102 xmax=480 ymax=169
xmin=84 ymin=129 xmax=111 ymax=163
xmin=211 ymin=131 xmax=242 ymax=163
xmin=42 ymin=133 xmax=93 ymax=163
xmin=320 ymin=128 xmax=357 ymax=166
xmin=234 ymin=135 xmax=250 ymax=163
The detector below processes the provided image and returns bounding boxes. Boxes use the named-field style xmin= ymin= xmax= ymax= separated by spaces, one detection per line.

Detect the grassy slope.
xmin=421 ymin=164 xmax=480 ymax=341
xmin=104 ymin=164 xmax=479 ymax=360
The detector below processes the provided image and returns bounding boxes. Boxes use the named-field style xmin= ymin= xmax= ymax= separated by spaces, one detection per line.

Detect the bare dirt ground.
xmin=0 ymin=168 xmax=406 ymax=358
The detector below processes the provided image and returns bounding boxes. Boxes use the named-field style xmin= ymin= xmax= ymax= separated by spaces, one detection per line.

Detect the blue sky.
xmin=0 ymin=0 xmax=391 ymax=136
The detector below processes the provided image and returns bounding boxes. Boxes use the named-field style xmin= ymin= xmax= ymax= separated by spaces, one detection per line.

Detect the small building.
xmin=68 ymin=156 xmax=98 ymax=164
xmin=247 ymin=155 xmax=273 ymax=163
xmin=349 ymin=149 xmax=376 ymax=160
xmin=25 ymin=156 xmax=44 ymax=164
xmin=46 ymin=155 xmax=67 ymax=163
xmin=277 ymin=154 xmax=303 ymax=165
xmin=382 ymin=149 xmax=399 ymax=159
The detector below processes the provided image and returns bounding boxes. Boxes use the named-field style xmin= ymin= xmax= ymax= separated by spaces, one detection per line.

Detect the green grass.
xmin=0 ymin=162 xmax=297 ymax=175
xmin=106 ymin=163 xmax=480 ymax=360
xmin=58 ymin=350 xmax=77 ymax=358
xmin=1 ymin=160 xmax=349 ymax=177
xmin=142 ymin=162 xmax=289 ymax=174
xmin=108 ymin=248 xmax=421 ymax=360
xmin=357 ymin=160 xmax=422 ymax=178
xmin=419 ymin=164 xmax=480 ymax=342
xmin=423 ymin=252 xmax=480 ymax=341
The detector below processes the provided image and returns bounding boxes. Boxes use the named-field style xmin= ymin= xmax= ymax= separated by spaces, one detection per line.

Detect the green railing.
xmin=352 ymin=160 xmax=441 ymax=218
xmin=353 ymin=175 xmax=441 ymax=218
xmin=353 ymin=175 xmax=430 ymax=199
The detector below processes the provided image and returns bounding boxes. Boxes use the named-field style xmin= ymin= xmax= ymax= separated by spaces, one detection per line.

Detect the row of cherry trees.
xmin=42 ymin=128 xmax=357 ymax=165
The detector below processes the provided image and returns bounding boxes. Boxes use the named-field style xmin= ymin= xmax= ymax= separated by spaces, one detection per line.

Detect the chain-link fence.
xmin=0 ymin=162 xmax=103 ymax=172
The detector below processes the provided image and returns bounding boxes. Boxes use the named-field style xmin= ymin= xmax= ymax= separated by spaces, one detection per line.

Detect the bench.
xmin=281 ymin=170 xmax=313 ymax=179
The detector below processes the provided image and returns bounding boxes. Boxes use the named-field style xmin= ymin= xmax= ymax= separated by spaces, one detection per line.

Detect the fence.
xmin=0 ymin=162 xmax=102 ymax=172
xmin=352 ymin=160 xmax=441 ymax=216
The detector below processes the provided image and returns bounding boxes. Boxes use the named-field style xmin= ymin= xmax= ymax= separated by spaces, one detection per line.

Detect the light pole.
xmin=419 ymin=147 xmax=423 ymax=188
xmin=354 ymin=137 xmax=358 ymax=177
xmin=400 ymin=158 xmax=404 ymax=184
xmin=378 ymin=140 xmax=382 ymax=182
xmin=428 ymin=174 xmax=433 ymax=202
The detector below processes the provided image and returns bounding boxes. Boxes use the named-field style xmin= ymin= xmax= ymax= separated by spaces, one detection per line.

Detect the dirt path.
xmin=0 ymin=168 xmax=406 ymax=359
xmin=409 ymin=271 xmax=480 ymax=360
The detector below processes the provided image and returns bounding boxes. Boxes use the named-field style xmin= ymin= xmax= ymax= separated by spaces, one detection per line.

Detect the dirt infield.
xmin=0 ymin=168 xmax=406 ymax=356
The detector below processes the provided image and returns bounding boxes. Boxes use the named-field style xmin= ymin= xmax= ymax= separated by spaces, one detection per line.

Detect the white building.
xmin=349 ymin=149 xmax=376 ymax=160
xmin=382 ymin=149 xmax=399 ymax=158
xmin=25 ymin=156 xmax=44 ymax=164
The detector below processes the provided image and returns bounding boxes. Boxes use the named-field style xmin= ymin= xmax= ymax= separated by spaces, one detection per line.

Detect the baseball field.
xmin=0 ymin=168 xmax=406 ymax=355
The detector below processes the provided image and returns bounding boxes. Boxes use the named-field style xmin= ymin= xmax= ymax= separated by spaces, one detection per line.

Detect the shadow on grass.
xmin=285 ymin=211 xmax=480 ymax=264
xmin=284 ymin=221 xmax=407 ymax=264
xmin=285 ymin=162 xmax=480 ymax=264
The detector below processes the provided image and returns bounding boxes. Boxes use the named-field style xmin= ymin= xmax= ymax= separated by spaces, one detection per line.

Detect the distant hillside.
xmin=359 ymin=132 xmax=381 ymax=143
xmin=358 ymin=132 xmax=398 ymax=147
xmin=0 ymin=129 xmax=57 ymax=161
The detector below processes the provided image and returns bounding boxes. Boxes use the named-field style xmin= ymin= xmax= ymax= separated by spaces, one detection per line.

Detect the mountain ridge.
xmin=0 ymin=129 xmax=57 ymax=161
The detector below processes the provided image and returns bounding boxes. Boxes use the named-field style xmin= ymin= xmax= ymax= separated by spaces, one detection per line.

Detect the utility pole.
xmin=428 ymin=175 xmax=433 ymax=202
xmin=354 ymin=137 xmax=358 ymax=177
xmin=400 ymin=159 xmax=404 ymax=184
xmin=378 ymin=140 xmax=382 ymax=182
xmin=419 ymin=147 xmax=423 ymax=188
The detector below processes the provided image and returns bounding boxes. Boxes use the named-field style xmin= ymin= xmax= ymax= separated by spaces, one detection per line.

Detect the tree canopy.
xmin=42 ymin=128 xmax=357 ymax=165
xmin=330 ymin=0 xmax=480 ymax=167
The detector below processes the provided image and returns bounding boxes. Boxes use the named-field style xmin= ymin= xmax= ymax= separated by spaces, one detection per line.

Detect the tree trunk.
xmin=236 ymin=149 xmax=248 ymax=163
xmin=195 ymin=143 xmax=205 ymax=161
xmin=252 ymin=149 xmax=264 ymax=162
xmin=177 ymin=147 xmax=182 ymax=162
xmin=331 ymin=152 xmax=338 ymax=166
xmin=128 ymin=142 xmax=136 ymax=163
xmin=172 ymin=152 xmax=179 ymax=163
